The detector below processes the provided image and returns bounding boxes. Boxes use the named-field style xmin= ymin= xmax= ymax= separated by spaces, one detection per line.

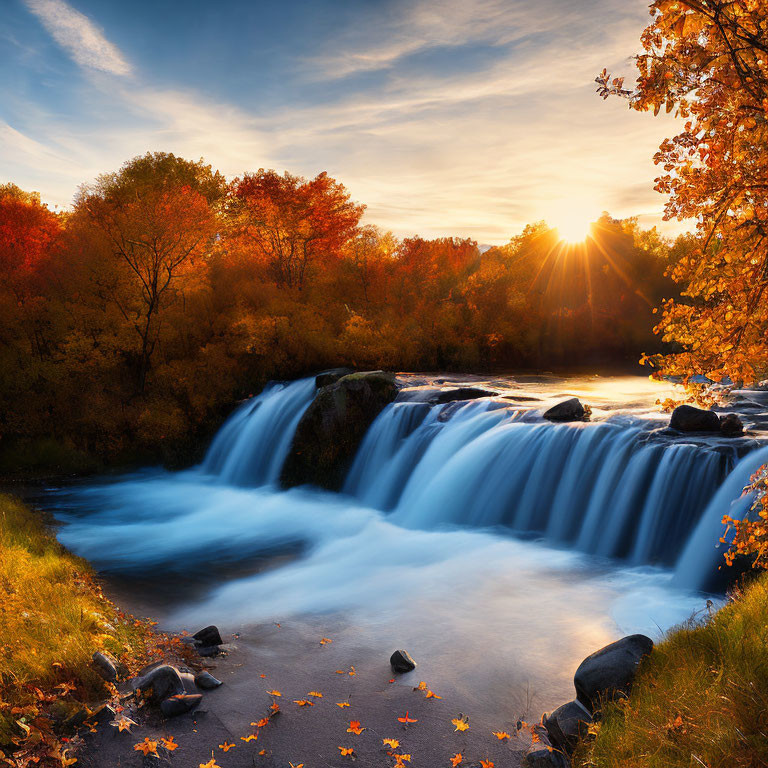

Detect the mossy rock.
xmin=280 ymin=371 xmax=398 ymax=491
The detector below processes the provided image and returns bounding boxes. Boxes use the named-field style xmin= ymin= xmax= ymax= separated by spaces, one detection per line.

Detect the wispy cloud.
xmin=23 ymin=0 xmax=131 ymax=75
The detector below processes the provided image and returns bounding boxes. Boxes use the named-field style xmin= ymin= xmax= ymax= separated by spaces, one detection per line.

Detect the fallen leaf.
xmin=450 ymin=754 xmax=463 ymax=767
xmin=480 ymin=761 xmax=494 ymax=768
xmin=252 ymin=718 xmax=270 ymax=728
xmin=199 ymin=760 xmax=221 ymax=768
xmin=241 ymin=734 xmax=258 ymax=742
xmin=393 ymin=755 xmax=412 ymax=767
xmin=293 ymin=699 xmax=314 ymax=707
xmin=347 ymin=720 xmax=365 ymax=735
xmin=133 ymin=738 xmax=158 ymax=756
xmin=269 ymin=702 xmax=280 ymax=713
xmin=382 ymin=738 xmax=400 ymax=749
xmin=308 ymin=691 xmax=323 ymax=698
xmin=397 ymin=711 xmax=418 ymax=724
xmin=336 ymin=701 xmax=351 ymax=708
xmin=320 ymin=637 xmax=332 ymax=645
xmin=492 ymin=731 xmax=510 ymax=741
xmin=289 ymin=763 xmax=304 ymax=768
xmin=161 ymin=736 xmax=179 ymax=751
xmin=451 ymin=715 xmax=469 ymax=732
xmin=425 ymin=690 xmax=442 ymax=699
xmin=267 ymin=689 xmax=282 ymax=697
xmin=109 ymin=715 xmax=137 ymax=733
xmin=219 ymin=742 xmax=235 ymax=752
xmin=338 ymin=746 xmax=355 ymax=756
xmin=415 ymin=682 xmax=428 ymax=691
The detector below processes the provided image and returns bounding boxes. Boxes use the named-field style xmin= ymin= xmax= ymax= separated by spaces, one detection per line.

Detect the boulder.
xmin=543 ymin=699 xmax=592 ymax=754
xmin=193 ymin=625 xmax=223 ymax=647
xmin=160 ymin=693 xmax=202 ymax=718
xmin=92 ymin=651 xmax=126 ymax=682
xmin=523 ymin=725 xmax=569 ymax=768
xmin=132 ymin=664 xmax=186 ymax=701
xmin=543 ymin=398 xmax=586 ymax=423
xmin=574 ymin=634 xmax=654 ymax=713
xmin=316 ymin=367 xmax=355 ymax=388
xmin=429 ymin=387 xmax=498 ymax=404
xmin=390 ymin=649 xmax=417 ymax=673
xmin=195 ymin=671 xmax=223 ymax=690
xmin=719 ymin=413 xmax=745 ymax=437
xmin=281 ymin=371 xmax=398 ymax=490
xmin=669 ymin=404 xmax=720 ymax=433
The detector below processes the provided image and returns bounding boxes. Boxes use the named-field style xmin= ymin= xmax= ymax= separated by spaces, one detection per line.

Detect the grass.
xmin=0 ymin=493 xmax=162 ymax=765
xmin=574 ymin=572 xmax=768 ymax=768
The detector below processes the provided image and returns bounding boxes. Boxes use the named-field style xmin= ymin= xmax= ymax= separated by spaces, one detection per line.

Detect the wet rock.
xmin=719 ymin=413 xmax=745 ymax=437
xmin=543 ymin=699 xmax=592 ymax=754
xmin=316 ymin=367 xmax=355 ymax=388
xmin=523 ymin=724 xmax=569 ymax=768
xmin=197 ymin=644 xmax=223 ymax=658
xmin=281 ymin=371 xmax=398 ymax=491
xmin=193 ymin=625 xmax=223 ymax=647
xmin=669 ymin=404 xmax=720 ymax=433
xmin=390 ymin=649 xmax=417 ymax=673
xmin=543 ymin=398 xmax=586 ymax=423
xmin=92 ymin=651 xmax=126 ymax=682
xmin=429 ymin=387 xmax=498 ymax=404
xmin=160 ymin=694 xmax=203 ymax=718
xmin=194 ymin=671 xmax=223 ymax=690
xmin=51 ymin=700 xmax=90 ymax=730
xmin=132 ymin=664 xmax=186 ymax=701
xmin=574 ymin=634 xmax=654 ymax=713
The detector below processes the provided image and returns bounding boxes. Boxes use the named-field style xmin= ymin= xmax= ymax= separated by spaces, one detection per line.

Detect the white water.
xmin=44 ymin=374 xmax=767 ymax=698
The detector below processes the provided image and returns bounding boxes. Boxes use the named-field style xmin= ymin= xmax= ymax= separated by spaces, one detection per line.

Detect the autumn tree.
xmin=598 ymin=0 xmax=768 ymax=385
xmin=74 ymin=152 xmax=224 ymax=394
xmin=228 ymin=170 xmax=364 ymax=290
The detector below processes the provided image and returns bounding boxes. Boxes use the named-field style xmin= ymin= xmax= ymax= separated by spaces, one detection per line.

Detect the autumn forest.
xmin=0 ymin=160 xmax=685 ymax=472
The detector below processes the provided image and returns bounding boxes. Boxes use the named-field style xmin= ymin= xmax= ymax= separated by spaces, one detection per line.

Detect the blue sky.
xmin=1 ymin=0 xmax=683 ymax=243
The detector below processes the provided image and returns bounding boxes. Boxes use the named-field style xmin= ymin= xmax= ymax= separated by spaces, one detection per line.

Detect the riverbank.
xmin=574 ymin=572 xmax=768 ymax=768
xmin=0 ymin=494 xmax=165 ymax=766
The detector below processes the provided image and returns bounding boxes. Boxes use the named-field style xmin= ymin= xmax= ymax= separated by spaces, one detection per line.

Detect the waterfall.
xmin=674 ymin=445 xmax=768 ymax=591
xmin=200 ymin=377 xmax=316 ymax=486
xmin=86 ymin=375 xmax=765 ymax=594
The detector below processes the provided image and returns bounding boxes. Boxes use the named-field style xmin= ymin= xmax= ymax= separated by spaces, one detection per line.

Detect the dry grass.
xmin=574 ymin=573 xmax=768 ymax=768
xmin=0 ymin=493 xmax=161 ymax=764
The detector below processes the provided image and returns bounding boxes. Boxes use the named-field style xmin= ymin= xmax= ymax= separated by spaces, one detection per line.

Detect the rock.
xmin=316 ymin=367 xmax=355 ymax=388
xmin=543 ymin=398 xmax=586 ymax=423
xmin=523 ymin=725 xmax=570 ymax=768
xmin=194 ymin=671 xmax=223 ymax=690
xmin=390 ymin=649 xmax=417 ymax=673
xmin=92 ymin=651 xmax=126 ymax=682
xmin=543 ymin=699 xmax=592 ymax=754
xmin=429 ymin=387 xmax=498 ymax=404
xmin=132 ymin=664 xmax=186 ymax=701
xmin=281 ymin=371 xmax=399 ymax=490
xmin=197 ymin=644 xmax=223 ymax=658
xmin=193 ymin=625 xmax=223 ymax=647
xmin=719 ymin=413 xmax=745 ymax=437
xmin=50 ymin=700 xmax=90 ymax=730
xmin=574 ymin=634 xmax=654 ymax=713
xmin=160 ymin=694 xmax=203 ymax=718
xmin=669 ymin=404 xmax=720 ymax=433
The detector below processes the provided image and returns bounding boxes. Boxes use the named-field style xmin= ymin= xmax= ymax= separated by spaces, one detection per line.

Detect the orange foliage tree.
xmin=228 ymin=170 xmax=364 ymax=290
xmin=598 ymin=0 xmax=768 ymax=386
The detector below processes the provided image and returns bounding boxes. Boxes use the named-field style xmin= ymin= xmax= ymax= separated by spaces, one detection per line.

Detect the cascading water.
xmin=200 ymin=377 xmax=316 ymax=486
xmin=44 ymin=374 xmax=767 ymax=636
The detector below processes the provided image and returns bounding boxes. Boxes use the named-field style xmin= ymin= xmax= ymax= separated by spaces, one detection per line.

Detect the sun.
xmin=548 ymin=199 xmax=599 ymax=244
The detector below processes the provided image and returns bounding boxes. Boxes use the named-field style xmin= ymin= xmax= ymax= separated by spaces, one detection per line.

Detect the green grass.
xmin=0 ymin=494 xmax=161 ymax=764
xmin=574 ymin=573 xmax=768 ymax=768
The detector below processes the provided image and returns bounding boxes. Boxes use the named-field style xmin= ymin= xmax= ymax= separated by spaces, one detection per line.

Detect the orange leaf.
xmin=492 ymin=731 xmax=510 ymax=741
xmin=338 ymin=746 xmax=355 ymax=756
xmin=450 ymin=754 xmax=463 ymax=767
xmin=252 ymin=718 xmax=270 ymax=728
xmin=382 ymin=738 xmax=400 ymax=749
xmin=218 ymin=742 xmax=235 ymax=752
xmin=161 ymin=736 xmax=179 ymax=751
xmin=308 ymin=691 xmax=323 ymax=698
xmin=133 ymin=738 xmax=158 ymax=756
xmin=451 ymin=715 xmax=469 ymax=732
xmin=480 ymin=761 xmax=494 ymax=768
xmin=425 ymin=690 xmax=442 ymax=699
xmin=293 ymin=699 xmax=314 ymax=707
xmin=241 ymin=733 xmax=258 ymax=742
xmin=347 ymin=720 xmax=365 ymax=735
xmin=336 ymin=701 xmax=351 ymax=708
xmin=320 ymin=637 xmax=332 ymax=645
xmin=397 ymin=711 xmax=418 ymax=724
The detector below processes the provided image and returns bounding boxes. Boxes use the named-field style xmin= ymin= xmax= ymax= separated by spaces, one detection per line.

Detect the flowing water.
xmin=37 ymin=374 xmax=768 ymax=712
